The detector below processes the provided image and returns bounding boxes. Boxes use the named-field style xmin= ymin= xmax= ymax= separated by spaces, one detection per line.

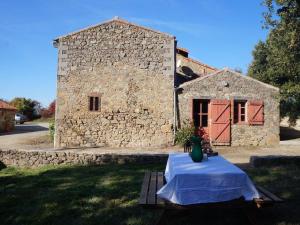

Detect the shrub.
xmin=175 ymin=122 xmax=195 ymax=146
xmin=49 ymin=120 xmax=55 ymax=141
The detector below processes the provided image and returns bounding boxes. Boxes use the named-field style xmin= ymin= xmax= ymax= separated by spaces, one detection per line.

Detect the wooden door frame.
xmin=209 ymin=99 xmax=231 ymax=146
xmin=191 ymin=99 xmax=210 ymax=141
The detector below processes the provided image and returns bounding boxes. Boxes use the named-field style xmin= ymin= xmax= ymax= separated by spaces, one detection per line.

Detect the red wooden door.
xmin=210 ymin=99 xmax=231 ymax=145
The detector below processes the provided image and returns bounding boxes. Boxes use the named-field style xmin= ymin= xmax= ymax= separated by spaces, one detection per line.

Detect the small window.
xmin=89 ymin=96 xmax=100 ymax=111
xmin=95 ymin=97 xmax=99 ymax=111
xmin=193 ymin=99 xmax=209 ymax=128
xmin=193 ymin=99 xmax=200 ymax=127
xmin=89 ymin=97 xmax=94 ymax=111
xmin=202 ymin=115 xmax=208 ymax=127
xmin=234 ymin=100 xmax=246 ymax=124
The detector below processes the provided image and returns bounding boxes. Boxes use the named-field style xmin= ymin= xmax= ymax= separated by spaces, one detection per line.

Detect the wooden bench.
xmin=139 ymin=171 xmax=284 ymax=224
xmin=139 ymin=171 xmax=283 ymax=225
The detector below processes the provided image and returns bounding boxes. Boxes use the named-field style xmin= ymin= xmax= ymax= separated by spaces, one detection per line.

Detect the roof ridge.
xmin=54 ymin=16 xmax=175 ymax=40
xmin=0 ymin=100 xmax=17 ymax=110
xmin=223 ymin=68 xmax=279 ymax=91
xmin=178 ymin=68 xmax=279 ymax=91
xmin=177 ymin=47 xmax=189 ymax=53
xmin=178 ymin=54 xmax=218 ymax=71
xmin=178 ymin=69 xmax=224 ymax=88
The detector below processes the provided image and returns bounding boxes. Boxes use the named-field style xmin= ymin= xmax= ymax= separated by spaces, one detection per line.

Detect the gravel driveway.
xmin=0 ymin=122 xmax=52 ymax=150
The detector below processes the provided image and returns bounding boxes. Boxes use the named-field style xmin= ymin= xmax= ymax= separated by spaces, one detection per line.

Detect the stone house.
xmin=177 ymin=69 xmax=280 ymax=146
xmin=53 ymin=17 xmax=279 ymax=148
xmin=0 ymin=100 xmax=17 ymax=132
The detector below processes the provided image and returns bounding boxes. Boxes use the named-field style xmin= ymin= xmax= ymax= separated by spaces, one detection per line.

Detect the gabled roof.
xmin=177 ymin=47 xmax=189 ymax=53
xmin=177 ymin=54 xmax=218 ymax=71
xmin=178 ymin=68 xmax=279 ymax=91
xmin=0 ymin=100 xmax=17 ymax=111
xmin=54 ymin=16 xmax=175 ymax=41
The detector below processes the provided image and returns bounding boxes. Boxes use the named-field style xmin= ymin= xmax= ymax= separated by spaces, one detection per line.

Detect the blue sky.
xmin=0 ymin=0 xmax=268 ymax=106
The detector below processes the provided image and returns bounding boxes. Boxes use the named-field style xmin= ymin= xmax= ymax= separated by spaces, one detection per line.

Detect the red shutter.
xmin=210 ymin=99 xmax=231 ymax=145
xmin=248 ymin=100 xmax=264 ymax=125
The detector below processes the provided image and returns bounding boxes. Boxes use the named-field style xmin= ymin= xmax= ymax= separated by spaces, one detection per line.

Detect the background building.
xmin=0 ymin=100 xmax=17 ymax=132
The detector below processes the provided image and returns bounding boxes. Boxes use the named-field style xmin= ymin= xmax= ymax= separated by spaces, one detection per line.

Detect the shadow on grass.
xmin=0 ymin=163 xmax=164 ymax=225
xmin=0 ymin=163 xmax=299 ymax=225
xmin=245 ymin=165 xmax=300 ymax=225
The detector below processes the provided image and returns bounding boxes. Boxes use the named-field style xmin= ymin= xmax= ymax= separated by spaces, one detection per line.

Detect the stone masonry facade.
xmin=177 ymin=69 xmax=280 ymax=146
xmin=0 ymin=100 xmax=17 ymax=132
xmin=0 ymin=149 xmax=167 ymax=168
xmin=176 ymin=54 xmax=216 ymax=78
xmin=0 ymin=110 xmax=15 ymax=132
xmin=54 ymin=18 xmax=280 ymax=148
xmin=54 ymin=18 xmax=175 ymax=148
xmin=175 ymin=53 xmax=217 ymax=87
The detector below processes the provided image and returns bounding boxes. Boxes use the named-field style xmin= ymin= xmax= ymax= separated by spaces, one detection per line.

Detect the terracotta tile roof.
xmin=0 ymin=100 xmax=17 ymax=111
xmin=176 ymin=47 xmax=189 ymax=53
xmin=180 ymin=55 xmax=218 ymax=71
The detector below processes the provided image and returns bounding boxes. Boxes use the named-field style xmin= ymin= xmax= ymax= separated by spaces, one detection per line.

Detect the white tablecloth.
xmin=156 ymin=153 xmax=260 ymax=205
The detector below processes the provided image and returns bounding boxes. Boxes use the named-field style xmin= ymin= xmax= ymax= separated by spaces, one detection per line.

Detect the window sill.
xmin=233 ymin=122 xmax=248 ymax=125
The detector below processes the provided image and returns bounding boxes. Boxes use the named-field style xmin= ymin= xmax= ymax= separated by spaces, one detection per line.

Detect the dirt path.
xmin=0 ymin=122 xmax=52 ymax=150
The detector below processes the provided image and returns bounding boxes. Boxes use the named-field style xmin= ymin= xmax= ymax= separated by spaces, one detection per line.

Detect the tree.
xmin=41 ymin=100 xmax=56 ymax=118
xmin=10 ymin=97 xmax=41 ymax=120
xmin=48 ymin=100 xmax=56 ymax=116
xmin=248 ymin=0 xmax=300 ymax=125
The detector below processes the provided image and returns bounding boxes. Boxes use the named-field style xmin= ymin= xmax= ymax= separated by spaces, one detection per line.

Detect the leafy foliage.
xmin=41 ymin=100 xmax=56 ymax=118
xmin=175 ymin=121 xmax=195 ymax=146
xmin=10 ymin=97 xmax=41 ymax=120
xmin=248 ymin=0 xmax=300 ymax=125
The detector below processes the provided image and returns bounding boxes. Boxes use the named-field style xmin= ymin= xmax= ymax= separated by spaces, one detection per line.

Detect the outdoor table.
xmin=157 ymin=153 xmax=260 ymax=205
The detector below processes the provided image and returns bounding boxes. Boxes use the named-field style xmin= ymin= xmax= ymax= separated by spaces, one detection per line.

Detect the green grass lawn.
xmin=0 ymin=163 xmax=299 ymax=225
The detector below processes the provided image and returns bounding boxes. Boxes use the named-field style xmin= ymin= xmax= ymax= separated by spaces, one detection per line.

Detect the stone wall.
xmin=177 ymin=69 xmax=280 ymax=146
xmin=0 ymin=149 xmax=167 ymax=168
xmin=177 ymin=54 xmax=216 ymax=76
xmin=54 ymin=18 xmax=175 ymax=148
xmin=0 ymin=109 xmax=15 ymax=132
xmin=175 ymin=54 xmax=217 ymax=86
